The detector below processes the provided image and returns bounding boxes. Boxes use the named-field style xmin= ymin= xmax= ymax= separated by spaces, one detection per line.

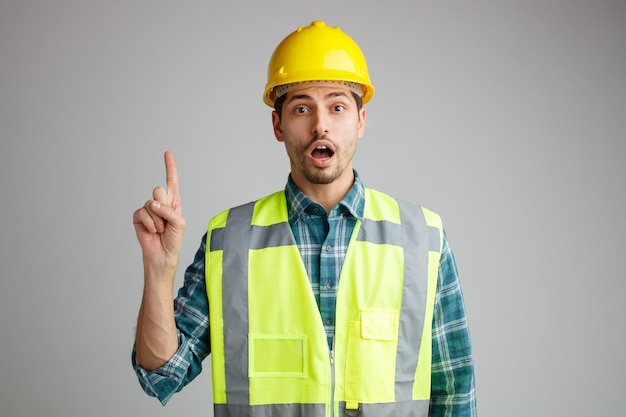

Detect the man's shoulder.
xmin=364 ymin=187 xmax=441 ymax=222
xmin=363 ymin=186 xmax=426 ymax=210
xmin=209 ymin=190 xmax=286 ymax=226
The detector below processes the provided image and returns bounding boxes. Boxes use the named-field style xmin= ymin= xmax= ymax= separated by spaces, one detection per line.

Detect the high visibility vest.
xmin=205 ymin=188 xmax=443 ymax=417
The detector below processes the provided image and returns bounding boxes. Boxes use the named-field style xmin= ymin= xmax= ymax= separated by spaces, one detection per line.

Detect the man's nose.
xmin=312 ymin=109 xmax=329 ymax=137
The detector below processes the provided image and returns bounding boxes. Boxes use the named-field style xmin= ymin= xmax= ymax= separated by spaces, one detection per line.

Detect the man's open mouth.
xmin=311 ymin=145 xmax=334 ymax=160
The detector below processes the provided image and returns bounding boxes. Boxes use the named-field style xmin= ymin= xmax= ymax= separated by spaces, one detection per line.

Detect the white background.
xmin=1 ymin=1 xmax=624 ymax=416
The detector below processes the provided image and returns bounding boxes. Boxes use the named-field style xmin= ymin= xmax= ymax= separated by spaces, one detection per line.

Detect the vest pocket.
xmin=248 ymin=334 xmax=309 ymax=378
xmin=361 ymin=308 xmax=399 ymax=340
xmin=345 ymin=309 xmax=399 ymax=403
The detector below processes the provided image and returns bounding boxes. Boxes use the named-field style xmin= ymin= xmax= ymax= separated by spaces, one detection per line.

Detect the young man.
xmin=132 ymin=21 xmax=476 ymax=417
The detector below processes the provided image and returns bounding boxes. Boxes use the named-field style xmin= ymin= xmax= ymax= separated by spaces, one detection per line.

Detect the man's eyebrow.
xmin=287 ymin=93 xmax=312 ymax=103
xmin=326 ymin=91 xmax=350 ymax=99
xmin=286 ymin=91 xmax=351 ymax=104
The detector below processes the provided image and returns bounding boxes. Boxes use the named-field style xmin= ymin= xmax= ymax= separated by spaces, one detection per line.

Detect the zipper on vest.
xmin=330 ymin=348 xmax=335 ymax=417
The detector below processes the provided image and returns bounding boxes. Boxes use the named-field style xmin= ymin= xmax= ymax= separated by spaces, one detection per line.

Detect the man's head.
xmin=265 ymin=21 xmax=373 ymax=196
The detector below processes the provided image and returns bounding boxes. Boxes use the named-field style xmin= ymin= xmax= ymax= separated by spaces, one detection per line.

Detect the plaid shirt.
xmin=132 ymin=172 xmax=477 ymax=415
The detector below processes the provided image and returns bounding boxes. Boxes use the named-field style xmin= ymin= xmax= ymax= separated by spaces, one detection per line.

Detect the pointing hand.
xmin=133 ymin=151 xmax=186 ymax=270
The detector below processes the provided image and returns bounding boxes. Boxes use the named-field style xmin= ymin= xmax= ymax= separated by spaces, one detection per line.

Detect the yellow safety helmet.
xmin=263 ymin=20 xmax=375 ymax=107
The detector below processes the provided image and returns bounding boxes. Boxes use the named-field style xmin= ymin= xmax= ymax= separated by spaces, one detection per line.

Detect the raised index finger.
xmin=164 ymin=151 xmax=181 ymax=202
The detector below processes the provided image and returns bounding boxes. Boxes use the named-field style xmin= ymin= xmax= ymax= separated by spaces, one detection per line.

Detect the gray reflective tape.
xmin=339 ymin=399 xmax=429 ymax=417
xmin=210 ymin=227 xmax=225 ymax=252
xmin=214 ymin=402 xmax=325 ymax=417
xmin=250 ymin=222 xmax=296 ymax=249
xmin=221 ymin=202 xmax=255 ymax=404
xmin=428 ymin=225 xmax=441 ymax=253
xmin=356 ymin=219 xmax=403 ymax=246
xmin=212 ymin=223 xmax=295 ymax=252
xmin=215 ymin=401 xmax=428 ymax=417
xmin=394 ymin=201 xmax=429 ymax=403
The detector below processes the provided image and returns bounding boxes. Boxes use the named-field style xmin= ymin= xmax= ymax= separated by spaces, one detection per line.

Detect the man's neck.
xmin=291 ymin=171 xmax=355 ymax=213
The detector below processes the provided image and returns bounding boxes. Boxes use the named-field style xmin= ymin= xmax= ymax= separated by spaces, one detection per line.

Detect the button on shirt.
xmin=132 ymin=171 xmax=477 ymax=416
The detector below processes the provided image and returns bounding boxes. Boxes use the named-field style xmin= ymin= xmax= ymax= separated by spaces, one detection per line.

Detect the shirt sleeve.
xmin=131 ymin=234 xmax=211 ymax=405
xmin=429 ymin=230 xmax=477 ymax=416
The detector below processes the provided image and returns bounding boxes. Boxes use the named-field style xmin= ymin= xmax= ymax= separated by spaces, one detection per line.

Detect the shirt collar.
xmin=285 ymin=170 xmax=365 ymax=223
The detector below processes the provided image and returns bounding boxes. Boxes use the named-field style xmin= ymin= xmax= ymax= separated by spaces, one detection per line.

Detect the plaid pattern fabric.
xmin=132 ymin=172 xmax=476 ymax=415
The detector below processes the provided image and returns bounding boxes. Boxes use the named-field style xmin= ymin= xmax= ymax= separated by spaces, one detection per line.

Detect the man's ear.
xmin=357 ymin=107 xmax=367 ymax=139
xmin=272 ymin=111 xmax=284 ymax=142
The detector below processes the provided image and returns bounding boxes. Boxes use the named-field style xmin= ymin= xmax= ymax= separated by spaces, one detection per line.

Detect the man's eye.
xmin=333 ymin=105 xmax=345 ymax=112
xmin=294 ymin=106 xmax=308 ymax=113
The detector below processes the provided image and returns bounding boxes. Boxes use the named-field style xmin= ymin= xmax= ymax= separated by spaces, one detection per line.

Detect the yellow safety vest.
xmin=206 ymin=188 xmax=443 ymax=417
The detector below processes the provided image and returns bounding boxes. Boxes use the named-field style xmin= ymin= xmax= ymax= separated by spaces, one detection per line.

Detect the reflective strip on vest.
xmin=206 ymin=189 xmax=442 ymax=417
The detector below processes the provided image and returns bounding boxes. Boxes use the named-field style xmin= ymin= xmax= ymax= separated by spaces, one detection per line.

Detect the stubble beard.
xmin=300 ymin=164 xmax=344 ymax=185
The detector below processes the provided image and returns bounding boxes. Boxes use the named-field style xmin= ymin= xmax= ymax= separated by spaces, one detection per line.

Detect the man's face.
xmin=272 ymin=85 xmax=366 ymax=188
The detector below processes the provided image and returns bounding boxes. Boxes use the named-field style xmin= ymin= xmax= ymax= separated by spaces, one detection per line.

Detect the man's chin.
xmin=302 ymin=167 xmax=342 ymax=185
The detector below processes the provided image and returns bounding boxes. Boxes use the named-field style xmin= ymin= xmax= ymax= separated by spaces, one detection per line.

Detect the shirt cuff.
xmin=130 ymin=333 xmax=191 ymax=405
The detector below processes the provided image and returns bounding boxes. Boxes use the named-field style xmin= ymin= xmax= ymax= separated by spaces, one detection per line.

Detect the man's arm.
xmin=132 ymin=151 xmax=186 ymax=370
xmin=429 ymin=231 xmax=477 ymax=416
xmin=131 ymin=235 xmax=211 ymax=405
